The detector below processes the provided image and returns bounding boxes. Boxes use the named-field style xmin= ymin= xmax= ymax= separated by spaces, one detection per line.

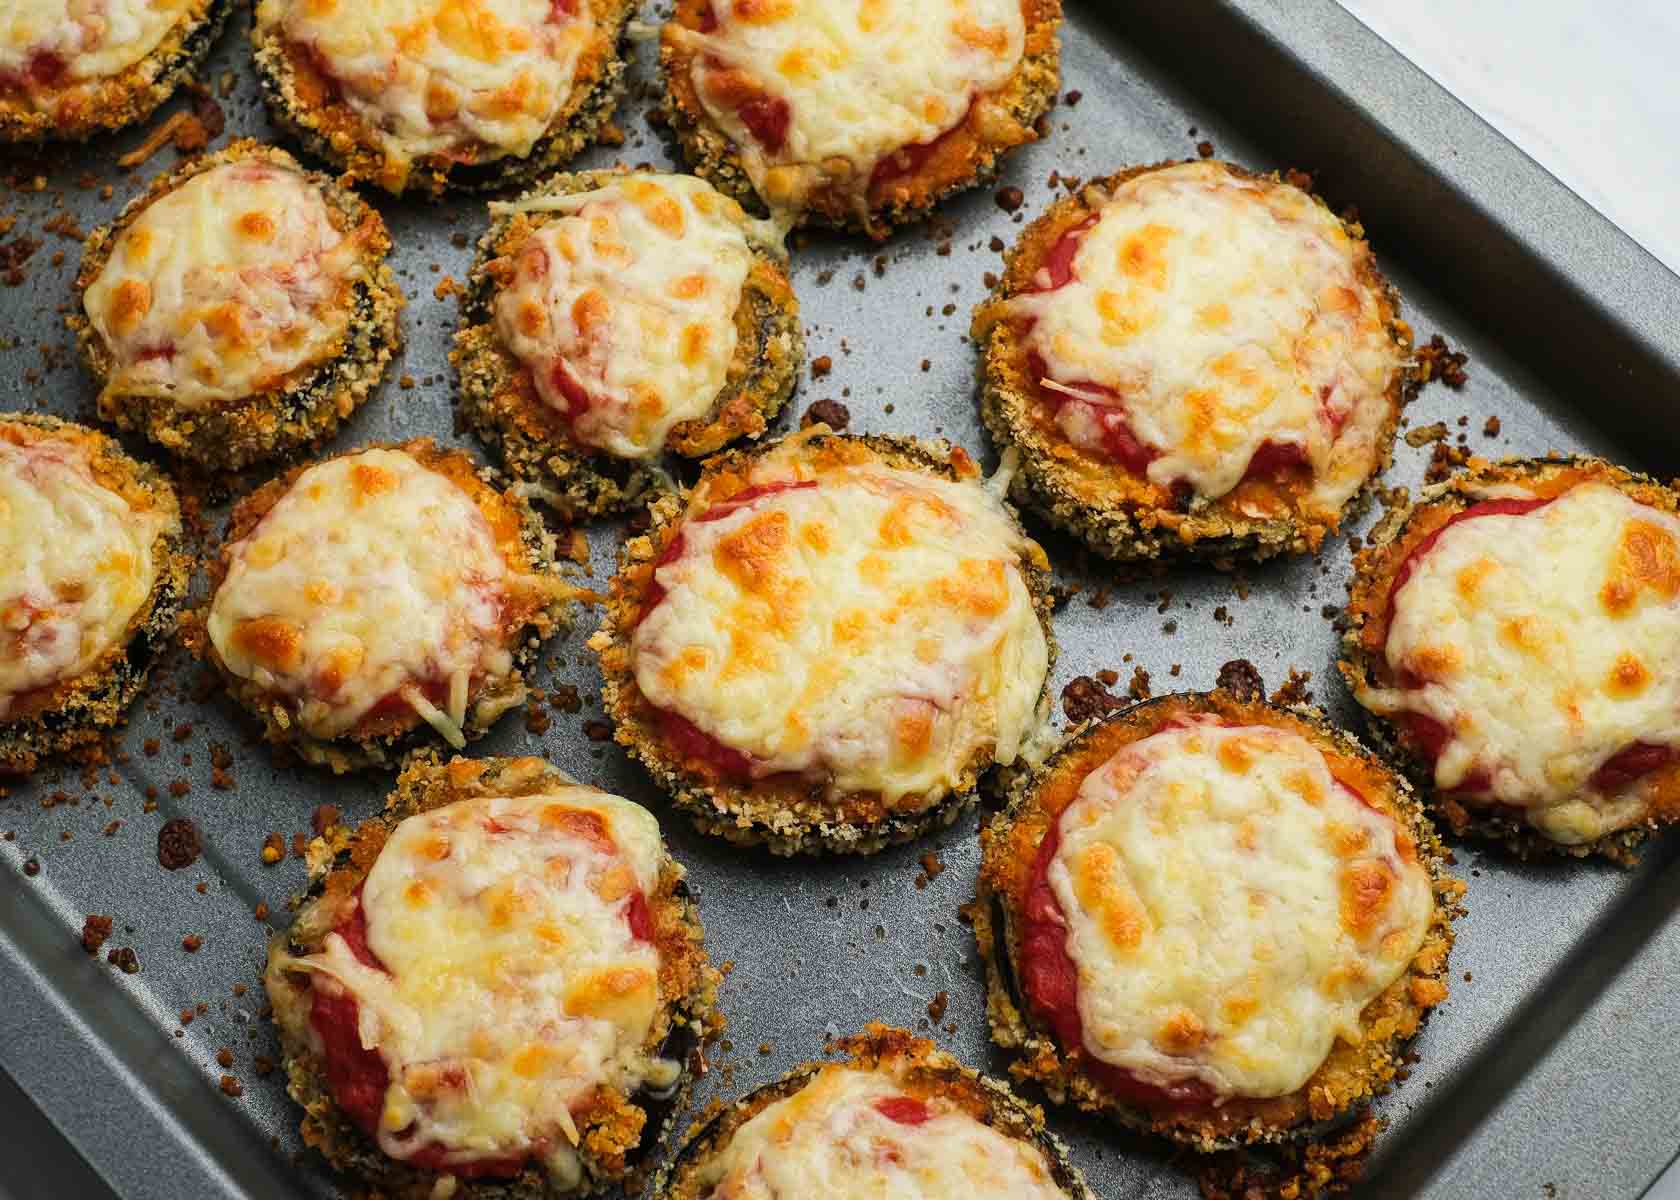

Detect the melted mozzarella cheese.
xmin=698 ymin=1065 xmax=1065 ymax=1200
xmin=1050 ymin=719 xmax=1432 ymax=1100
xmin=1005 ymin=162 xmax=1399 ymax=509
xmin=293 ymin=787 xmax=674 ymax=1171
xmin=206 ymin=449 xmax=520 ymax=743
xmin=256 ymin=0 xmax=596 ymax=177
xmin=679 ymin=0 xmax=1024 ymax=215
xmin=631 ymin=458 xmax=1048 ymax=804
xmin=0 ymin=432 xmax=168 ymax=717
xmin=1357 ymin=482 xmax=1680 ymax=844
xmin=84 ymin=158 xmax=366 ymax=408
xmin=491 ymin=175 xmax=754 ymax=459
xmin=0 ymin=0 xmax=191 ymax=91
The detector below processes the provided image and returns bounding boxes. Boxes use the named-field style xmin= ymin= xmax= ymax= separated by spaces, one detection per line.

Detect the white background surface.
xmin=1341 ymin=0 xmax=1680 ymax=277
xmin=2 ymin=5 xmax=1676 ymax=1200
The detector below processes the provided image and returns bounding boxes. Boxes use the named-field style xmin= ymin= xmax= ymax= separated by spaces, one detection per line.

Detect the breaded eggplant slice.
xmin=972 ymin=688 xmax=1460 ymax=1152
xmin=453 ymin=169 xmax=802 ymax=520
xmin=655 ymin=1024 xmax=1093 ymax=1199
xmin=659 ymin=0 xmax=1062 ymax=239
xmin=265 ymin=754 xmax=723 ymax=1198
xmin=1341 ymin=455 xmax=1680 ymax=863
xmin=71 ymin=139 xmax=402 ymax=472
xmin=0 ymin=414 xmax=189 ymax=774
xmin=191 ymin=440 xmax=574 ymax=772
xmin=973 ymin=160 xmax=1410 ymax=564
xmin=0 ymin=0 xmax=228 ymax=142
xmin=252 ymin=0 xmax=635 ymax=197
xmin=591 ymin=426 xmax=1056 ymax=855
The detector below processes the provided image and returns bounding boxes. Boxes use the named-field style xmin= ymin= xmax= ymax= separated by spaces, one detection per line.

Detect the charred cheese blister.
xmin=1049 ymin=719 xmax=1432 ymax=1100
xmin=0 ymin=0 xmax=192 ymax=93
xmin=0 ymin=433 xmax=166 ymax=717
xmin=681 ymin=0 xmax=1025 ymax=213
xmin=287 ymin=787 xmax=672 ymax=1173
xmin=632 ymin=462 xmax=1048 ymax=803
xmin=1358 ymin=482 xmax=1680 ymax=844
xmin=84 ymin=158 xmax=366 ymax=407
xmin=255 ymin=0 xmax=596 ymax=174
xmin=492 ymin=175 xmax=755 ymax=459
xmin=207 ymin=448 xmax=521 ymax=744
xmin=697 ymin=1065 xmax=1066 ymax=1200
xmin=1005 ymin=162 xmax=1398 ymax=510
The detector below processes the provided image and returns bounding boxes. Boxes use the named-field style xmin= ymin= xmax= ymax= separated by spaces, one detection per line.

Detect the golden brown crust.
xmin=189 ymin=439 xmax=571 ymax=772
xmin=265 ymin=754 xmax=723 ymax=1198
xmin=0 ymin=0 xmax=227 ymax=142
xmin=654 ymin=1024 xmax=1093 ymax=1199
xmin=658 ymin=0 xmax=1063 ymax=239
xmin=69 ymin=139 xmax=403 ymax=472
xmin=972 ymin=160 xmax=1410 ymax=564
xmin=1339 ymin=454 xmax=1680 ymax=863
xmin=590 ymin=427 xmax=1057 ymax=855
xmin=971 ymin=689 xmax=1461 ymax=1151
xmin=251 ymin=0 xmax=635 ymax=197
xmin=0 ymin=413 xmax=190 ymax=774
xmin=451 ymin=169 xmax=803 ymax=520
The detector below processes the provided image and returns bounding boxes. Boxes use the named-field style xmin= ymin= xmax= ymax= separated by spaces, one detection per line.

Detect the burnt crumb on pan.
xmin=1196 ymin=1110 xmax=1384 ymax=1199
xmin=1413 ymin=333 xmax=1469 ymax=390
xmin=81 ymin=914 xmax=114 ymax=954
xmin=107 ymin=946 xmax=140 ymax=974
xmin=1215 ymin=659 xmax=1266 ymax=701
xmin=800 ymin=399 xmax=851 ymax=430
xmin=995 ymin=186 xmax=1025 ymax=212
xmin=157 ymin=818 xmax=201 ymax=869
xmin=1061 ymin=676 xmax=1124 ymax=723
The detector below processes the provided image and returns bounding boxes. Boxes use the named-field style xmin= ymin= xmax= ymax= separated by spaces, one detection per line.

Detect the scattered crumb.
xmin=994 ymin=186 xmax=1024 ymax=213
xmin=260 ymin=833 xmax=285 ymax=865
xmin=809 ymin=355 xmax=833 ymax=378
xmin=801 ymin=399 xmax=851 ymax=430
xmin=80 ymin=914 xmax=113 ymax=955
xmin=1215 ymin=659 xmax=1265 ymax=701
xmin=1061 ymin=675 xmax=1124 ymax=724
xmin=157 ymin=818 xmax=201 ymax=870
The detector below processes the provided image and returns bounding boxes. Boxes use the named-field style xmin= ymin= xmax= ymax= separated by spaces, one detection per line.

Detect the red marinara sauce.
xmin=309 ymin=852 xmax=658 ymax=1176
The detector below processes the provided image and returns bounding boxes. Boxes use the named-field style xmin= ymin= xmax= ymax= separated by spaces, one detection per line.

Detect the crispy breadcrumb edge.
xmin=184 ymin=439 xmax=572 ymax=773
xmin=451 ymin=168 xmax=803 ymax=520
xmin=0 ymin=414 xmax=190 ymax=775
xmin=0 ymin=0 xmax=227 ymax=142
xmin=264 ymin=754 xmax=723 ymax=1199
xmin=972 ymin=160 xmax=1410 ymax=565
xmin=970 ymin=689 xmax=1462 ymax=1152
xmin=1339 ymin=454 xmax=1680 ymax=863
xmin=654 ymin=1024 xmax=1094 ymax=1199
xmin=251 ymin=0 xmax=635 ymax=198
xmin=657 ymin=0 xmax=1063 ymax=239
xmin=591 ymin=427 xmax=1058 ymax=856
xmin=69 ymin=139 xmax=404 ymax=472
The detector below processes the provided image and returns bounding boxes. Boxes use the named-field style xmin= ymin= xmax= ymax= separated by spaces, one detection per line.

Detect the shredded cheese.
xmin=283 ymin=786 xmax=675 ymax=1174
xmin=1050 ymin=718 xmax=1432 ymax=1099
xmin=206 ymin=448 xmax=523 ymax=741
xmin=0 ymin=430 xmax=168 ymax=717
xmin=631 ymin=442 xmax=1048 ymax=803
xmin=84 ymin=157 xmax=367 ymax=408
xmin=491 ymin=174 xmax=755 ymax=459
xmin=697 ymin=1065 xmax=1066 ymax=1199
xmin=1004 ymin=161 xmax=1400 ymax=510
xmin=1358 ymin=482 xmax=1680 ymax=844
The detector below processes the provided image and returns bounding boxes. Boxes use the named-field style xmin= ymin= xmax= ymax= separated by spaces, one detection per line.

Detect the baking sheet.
xmin=3 ymin=2 xmax=1680 ymax=1198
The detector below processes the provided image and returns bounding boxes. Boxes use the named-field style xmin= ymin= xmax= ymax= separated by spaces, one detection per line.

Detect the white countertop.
xmin=1341 ymin=0 xmax=1680 ymax=277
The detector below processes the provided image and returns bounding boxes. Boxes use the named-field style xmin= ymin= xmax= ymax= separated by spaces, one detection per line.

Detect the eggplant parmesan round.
xmin=659 ymin=0 xmax=1062 ymax=239
xmin=973 ymin=160 xmax=1410 ymax=563
xmin=591 ymin=426 xmax=1056 ymax=855
xmin=195 ymin=440 xmax=574 ymax=772
xmin=1341 ymin=456 xmax=1680 ymax=861
xmin=655 ymin=1025 xmax=1091 ymax=1200
xmin=266 ymin=754 xmax=722 ymax=1198
xmin=973 ymin=689 xmax=1458 ymax=1150
xmin=0 ymin=413 xmax=188 ymax=774
xmin=0 ymin=0 xmax=228 ymax=142
xmin=252 ymin=0 xmax=635 ymax=197
xmin=453 ymin=169 xmax=802 ymax=519
xmin=72 ymin=140 xmax=402 ymax=473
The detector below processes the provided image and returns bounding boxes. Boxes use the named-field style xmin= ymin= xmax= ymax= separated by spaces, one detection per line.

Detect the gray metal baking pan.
xmin=3 ymin=1 xmax=1679 ymax=1197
